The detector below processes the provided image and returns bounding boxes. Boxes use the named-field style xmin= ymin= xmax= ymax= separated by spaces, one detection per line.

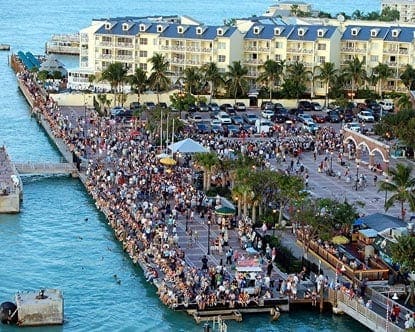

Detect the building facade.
xmin=381 ymin=0 xmax=415 ymax=23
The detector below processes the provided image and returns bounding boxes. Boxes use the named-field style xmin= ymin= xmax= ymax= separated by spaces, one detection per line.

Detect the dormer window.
xmin=351 ymin=28 xmax=359 ymax=36
xmin=317 ymin=29 xmax=325 ymax=37
xmin=392 ymin=29 xmax=400 ymax=37
xmin=139 ymin=24 xmax=146 ymax=32
xmin=298 ymin=28 xmax=305 ymax=36
xmin=196 ymin=27 xmax=203 ymax=35
xmin=122 ymin=23 xmax=129 ymax=31
xmin=105 ymin=23 xmax=111 ymax=30
xmin=157 ymin=25 xmax=163 ymax=33
xmin=177 ymin=26 xmax=184 ymax=34
xmin=371 ymin=29 xmax=378 ymax=37
xmin=253 ymin=27 xmax=260 ymax=35
xmin=217 ymin=28 xmax=223 ymax=36
xmin=274 ymin=27 xmax=281 ymax=36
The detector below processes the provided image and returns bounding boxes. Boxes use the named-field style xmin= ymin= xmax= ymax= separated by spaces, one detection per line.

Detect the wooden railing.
xmin=299 ymin=237 xmax=389 ymax=281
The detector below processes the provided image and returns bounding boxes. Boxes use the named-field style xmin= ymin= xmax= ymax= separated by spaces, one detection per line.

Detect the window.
xmin=139 ymin=63 xmax=147 ymax=70
xmin=253 ymin=27 xmax=260 ymax=35
xmin=252 ymin=41 xmax=257 ymax=47
xmin=122 ymin=23 xmax=129 ymax=31
xmin=157 ymin=25 xmax=163 ymax=33
xmin=139 ymin=50 xmax=147 ymax=57
xmin=274 ymin=28 xmax=281 ymax=36
xmin=275 ymin=41 xmax=282 ymax=49
xmin=105 ymin=23 xmax=111 ymax=30
xmin=351 ymin=28 xmax=358 ymax=36
xmin=392 ymin=29 xmax=400 ymax=37
xmin=390 ymin=55 xmax=396 ymax=63
xmin=298 ymin=28 xmax=305 ymax=36
xmin=318 ymin=56 xmax=326 ymax=64
xmin=317 ymin=29 xmax=325 ymax=37
xmin=218 ymin=42 xmax=226 ymax=50
xmin=178 ymin=26 xmax=184 ymax=34
xmin=370 ymin=29 xmax=378 ymax=37
xmin=370 ymin=55 xmax=378 ymax=62
xmin=139 ymin=38 xmax=148 ymax=45
xmin=139 ymin=24 xmax=146 ymax=32
xmin=217 ymin=28 xmax=223 ymax=36
xmin=275 ymin=54 xmax=281 ymax=61
xmin=317 ymin=43 xmax=326 ymax=50
xmin=196 ymin=27 xmax=203 ymax=35
xmin=293 ymin=55 xmax=300 ymax=61
xmin=218 ymin=55 xmax=226 ymax=62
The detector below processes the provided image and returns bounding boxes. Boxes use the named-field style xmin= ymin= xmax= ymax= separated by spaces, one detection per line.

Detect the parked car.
xmin=272 ymin=107 xmax=289 ymax=123
xmin=326 ymin=110 xmax=341 ymax=123
xmin=208 ymin=102 xmax=220 ymax=112
xmin=241 ymin=124 xmax=257 ymax=134
xmin=344 ymin=122 xmax=361 ymax=132
xmin=365 ymin=100 xmax=381 ymax=113
xmin=110 ymin=106 xmax=126 ymax=118
xmin=188 ymin=104 xmax=197 ymax=113
xmin=260 ymin=101 xmax=274 ymax=110
xmin=311 ymin=102 xmax=322 ymax=111
xmin=158 ymin=102 xmax=168 ymax=109
xmin=225 ymin=124 xmax=240 ymax=137
xmin=197 ymin=101 xmax=209 ymax=112
xmin=143 ymin=102 xmax=156 ymax=110
xmin=298 ymin=100 xmax=312 ymax=111
xmin=220 ymin=103 xmax=234 ymax=112
xmin=211 ymin=124 xmax=224 ymax=134
xmin=379 ymin=100 xmax=394 ymax=112
xmin=189 ymin=114 xmax=203 ymax=123
xmin=231 ymin=115 xmax=244 ymax=125
xmin=195 ymin=122 xmax=211 ymax=134
xmin=211 ymin=119 xmax=222 ymax=126
xmin=312 ymin=113 xmax=326 ymax=123
xmin=342 ymin=111 xmax=354 ymax=123
xmin=216 ymin=111 xmax=232 ymax=124
xmin=129 ymin=102 xmax=141 ymax=111
xmin=243 ymin=113 xmax=259 ymax=125
xmin=298 ymin=113 xmax=313 ymax=123
xmin=302 ymin=122 xmax=319 ymax=134
xmin=234 ymin=102 xmax=246 ymax=111
xmin=261 ymin=109 xmax=274 ymax=119
xmin=357 ymin=110 xmax=375 ymax=122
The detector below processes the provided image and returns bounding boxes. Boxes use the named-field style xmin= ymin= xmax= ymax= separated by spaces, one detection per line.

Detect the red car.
xmin=312 ymin=113 xmax=326 ymax=123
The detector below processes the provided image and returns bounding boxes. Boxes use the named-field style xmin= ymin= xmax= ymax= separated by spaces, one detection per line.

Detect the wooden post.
xmin=319 ymin=285 xmax=324 ymax=312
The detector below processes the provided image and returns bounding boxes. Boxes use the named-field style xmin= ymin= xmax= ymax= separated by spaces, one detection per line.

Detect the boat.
xmin=0 ymin=44 xmax=10 ymax=51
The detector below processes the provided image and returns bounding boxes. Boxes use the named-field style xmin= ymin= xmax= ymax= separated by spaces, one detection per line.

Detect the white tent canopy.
xmin=168 ymin=138 xmax=208 ymax=153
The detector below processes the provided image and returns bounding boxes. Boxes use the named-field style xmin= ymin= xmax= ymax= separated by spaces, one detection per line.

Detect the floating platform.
xmin=0 ymin=44 xmax=10 ymax=51
xmin=15 ymin=289 xmax=64 ymax=326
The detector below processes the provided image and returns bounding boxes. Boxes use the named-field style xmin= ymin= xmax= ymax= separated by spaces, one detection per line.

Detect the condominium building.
xmin=381 ymin=0 xmax=415 ymax=23
xmin=68 ymin=15 xmax=415 ymax=95
xmin=341 ymin=25 xmax=415 ymax=92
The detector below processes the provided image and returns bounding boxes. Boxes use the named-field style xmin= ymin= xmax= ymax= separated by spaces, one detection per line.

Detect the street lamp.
xmin=355 ymin=163 xmax=360 ymax=191
xmin=384 ymin=177 xmax=389 ymax=211
xmin=207 ymin=219 xmax=211 ymax=255
xmin=330 ymin=151 xmax=333 ymax=174
xmin=272 ymin=208 xmax=277 ymax=236
xmin=386 ymin=290 xmax=399 ymax=331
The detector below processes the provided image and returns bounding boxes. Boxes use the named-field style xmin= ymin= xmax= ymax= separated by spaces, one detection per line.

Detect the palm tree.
xmin=148 ymin=53 xmax=171 ymax=104
xmin=315 ymin=62 xmax=337 ymax=107
xmin=285 ymin=61 xmax=311 ymax=103
xmin=343 ymin=57 xmax=367 ymax=100
xmin=182 ymin=67 xmax=202 ymax=95
xmin=100 ymin=62 xmax=128 ymax=106
xmin=257 ymin=59 xmax=285 ymax=101
xmin=378 ymin=163 xmax=415 ymax=220
xmin=373 ymin=63 xmax=393 ymax=98
xmin=395 ymin=93 xmax=412 ymax=111
xmin=400 ymin=64 xmax=415 ymax=91
xmin=202 ymin=62 xmax=224 ymax=102
xmin=127 ymin=67 xmax=147 ymax=103
xmin=226 ymin=61 xmax=249 ymax=104
xmin=390 ymin=234 xmax=415 ymax=306
xmin=193 ymin=152 xmax=219 ymax=191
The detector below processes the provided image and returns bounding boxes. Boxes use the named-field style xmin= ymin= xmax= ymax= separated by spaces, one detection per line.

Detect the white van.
xmin=255 ymin=118 xmax=273 ymax=134
xmin=216 ymin=111 xmax=232 ymax=124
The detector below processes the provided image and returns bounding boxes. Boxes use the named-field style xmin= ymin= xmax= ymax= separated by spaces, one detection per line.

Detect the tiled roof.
xmin=245 ymin=24 xmax=337 ymax=41
xmin=342 ymin=25 xmax=390 ymax=41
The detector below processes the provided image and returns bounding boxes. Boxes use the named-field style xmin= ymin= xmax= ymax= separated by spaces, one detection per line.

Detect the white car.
xmin=303 ymin=122 xmax=319 ymax=133
xmin=344 ymin=122 xmax=361 ymax=132
xmin=261 ymin=109 xmax=274 ymax=119
xmin=216 ymin=111 xmax=232 ymax=124
xmin=298 ymin=113 xmax=313 ymax=123
xmin=211 ymin=119 xmax=222 ymax=126
xmin=357 ymin=111 xmax=374 ymax=122
xmin=379 ymin=100 xmax=394 ymax=112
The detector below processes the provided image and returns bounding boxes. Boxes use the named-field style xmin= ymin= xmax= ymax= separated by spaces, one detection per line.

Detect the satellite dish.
xmin=337 ymin=14 xmax=345 ymax=23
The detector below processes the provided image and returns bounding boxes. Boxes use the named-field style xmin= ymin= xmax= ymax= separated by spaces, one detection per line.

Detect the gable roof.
xmin=342 ymin=25 xmax=389 ymax=41
xmin=357 ymin=213 xmax=407 ymax=232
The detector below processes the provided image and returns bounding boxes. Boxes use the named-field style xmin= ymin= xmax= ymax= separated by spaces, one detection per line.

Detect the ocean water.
xmin=0 ymin=0 xmax=375 ymax=331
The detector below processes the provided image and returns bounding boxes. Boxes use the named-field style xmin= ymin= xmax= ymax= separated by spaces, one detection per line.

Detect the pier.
xmin=15 ymin=162 xmax=78 ymax=177
xmin=0 ymin=146 xmax=22 ymax=213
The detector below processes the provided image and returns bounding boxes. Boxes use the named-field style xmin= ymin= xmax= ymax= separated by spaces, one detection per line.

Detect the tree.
xmin=372 ymin=63 xmax=393 ymax=98
xmin=202 ymin=62 xmax=224 ymax=102
xmin=400 ymin=64 xmax=415 ymax=91
xmin=226 ymin=61 xmax=249 ymax=103
xmin=343 ymin=57 xmax=367 ymax=101
xmin=390 ymin=234 xmax=415 ymax=306
xmin=352 ymin=10 xmax=364 ymax=20
xmin=148 ymin=53 xmax=171 ymax=104
xmin=257 ymin=59 xmax=284 ymax=101
xmin=282 ymin=61 xmax=310 ymax=102
xmin=396 ymin=94 xmax=412 ymax=111
xmin=275 ymin=173 xmax=304 ymax=225
xmin=182 ymin=67 xmax=202 ymax=95
xmin=315 ymin=62 xmax=337 ymax=106
xmin=290 ymin=4 xmax=299 ymax=16
xmin=193 ymin=152 xmax=219 ymax=191
xmin=127 ymin=67 xmax=147 ymax=103
xmin=378 ymin=163 xmax=415 ymax=220
xmin=380 ymin=6 xmax=400 ymax=21
xmin=100 ymin=62 xmax=128 ymax=106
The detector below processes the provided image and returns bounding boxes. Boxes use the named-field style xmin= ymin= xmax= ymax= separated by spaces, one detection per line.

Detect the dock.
xmin=0 ymin=146 xmax=22 ymax=213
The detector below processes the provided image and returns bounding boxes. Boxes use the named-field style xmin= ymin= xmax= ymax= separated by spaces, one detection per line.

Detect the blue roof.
xmin=95 ymin=20 xmax=236 ymax=40
xmin=245 ymin=24 xmax=293 ymax=39
xmin=384 ymin=26 xmax=415 ymax=42
xmin=287 ymin=25 xmax=337 ymax=41
xmin=358 ymin=213 xmax=407 ymax=232
xmin=341 ymin=25 xmax=389 ymax=41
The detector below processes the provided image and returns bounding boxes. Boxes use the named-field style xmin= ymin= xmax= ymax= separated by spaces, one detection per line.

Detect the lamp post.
xmin=207 ymin=219 xmax=211 ymax=255
xmin=330 ymin=151 xmax=333 ymax=174
xmin=355 ymin=163 xmax=360 ymax=191
xmin=272 ymin=208 xmax=277 ymax=237
xmin=386 ymin=290 xmax=399 ymax=331
xmin=384 ymin=177 xmax=389 ymax=211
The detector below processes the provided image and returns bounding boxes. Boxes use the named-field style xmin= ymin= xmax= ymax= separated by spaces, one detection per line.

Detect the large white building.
xmin=67 ymin=14 xmax=415 ymax=95
xmin=381 ymin=0 xmax=415 ymax=23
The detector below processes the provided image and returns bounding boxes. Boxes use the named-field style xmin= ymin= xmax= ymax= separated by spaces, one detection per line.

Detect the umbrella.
xmin=331 ymin=235 xmax=350 ymax=245
xmin=215 ymin=206 xmax=236 ymax=216
xmin=159 ymin=157 xmax=177 ymax=166
xmin=156 ymin=153 xmax=169 ymax=159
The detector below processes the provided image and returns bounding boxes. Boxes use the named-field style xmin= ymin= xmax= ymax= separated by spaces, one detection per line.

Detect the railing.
xmin=15 ymin=162 xmax=77 ymax=175
xmin=335 ymin=290 xmax=402 ymax=332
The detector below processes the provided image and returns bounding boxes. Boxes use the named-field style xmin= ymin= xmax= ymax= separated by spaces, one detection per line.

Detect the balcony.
xmin=115 ymin=55 xmax=133 ymax=61
xmin=399 ymin=49 xmax=409 ymax=54
xmin=97 ymin=41 xmax=113 ymax=47
xmin=383 ymin=48 xmax=398 ymax=54
xmin=116 ymin=42 xmax=133 ymax=48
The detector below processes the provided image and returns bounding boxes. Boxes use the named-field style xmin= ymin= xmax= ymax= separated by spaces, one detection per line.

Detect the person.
xmin=226 ymin=247 xmax=233 ymax=265
xmin=267 ymin=260 xmax=273 ymax=277
xmin=373 ymin=174 xmax=378 ymax=185
xmin=201 ymin=255 xmax=208 ymax=272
